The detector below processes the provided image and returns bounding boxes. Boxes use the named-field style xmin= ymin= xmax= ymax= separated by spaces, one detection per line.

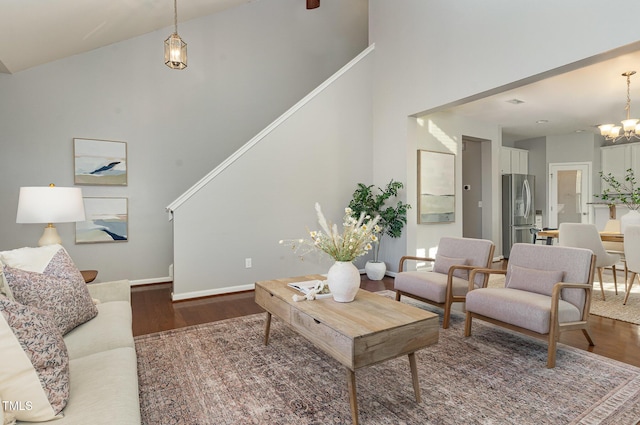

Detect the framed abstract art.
xmin=418 ymin=150 xmax=455 ymax=223
xmin=74 ymin=138 xmax=127 ymax=186
xmin=75 ymin=197 xmax=128 ymax=244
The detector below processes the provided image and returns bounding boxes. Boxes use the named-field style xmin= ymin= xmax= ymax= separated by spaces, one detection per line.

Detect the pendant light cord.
xmin=627 ymin=73 xmax=632 ymax=120
xmin=173 ymin=0 xmax=178 ymax=35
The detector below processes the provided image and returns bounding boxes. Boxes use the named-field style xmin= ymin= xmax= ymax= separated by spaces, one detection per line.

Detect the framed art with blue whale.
xmin=76 ymin=197 xmax=128 ymax=244
xmin=74 ymin=138 xmax=127 ymax=185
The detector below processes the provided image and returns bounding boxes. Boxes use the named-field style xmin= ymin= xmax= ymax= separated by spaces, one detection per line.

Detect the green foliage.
xmin=597 ymin=168 xmax=640 ymax=211
xmin=348 ymin=180 xmax=411 ymax=261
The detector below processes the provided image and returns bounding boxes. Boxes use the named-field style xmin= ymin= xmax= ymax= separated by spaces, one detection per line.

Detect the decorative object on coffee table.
xmin=326 ymin=261 xmax=360 ymax=302
xmin=280 ymin=203 xmax=380 ymax=302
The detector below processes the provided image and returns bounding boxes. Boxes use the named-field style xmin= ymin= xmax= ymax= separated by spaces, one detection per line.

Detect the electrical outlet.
xmin=245 ymin=258 xmax=252 ymax=268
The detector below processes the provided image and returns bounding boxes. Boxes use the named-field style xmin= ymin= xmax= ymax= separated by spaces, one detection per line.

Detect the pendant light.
xmin=164 ymin=0 xmax=187 ymax=69
xmin=599 ymin=71 xmax=640 ymax=143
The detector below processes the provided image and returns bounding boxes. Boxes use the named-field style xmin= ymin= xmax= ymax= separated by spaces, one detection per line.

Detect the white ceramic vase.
xmin=621 ymin=209 xmax=640 ymax=234
xmin=365 ymin=261 xmax=386 ymax=281
xmin=327 ymin=261 xmax=360 ymax=302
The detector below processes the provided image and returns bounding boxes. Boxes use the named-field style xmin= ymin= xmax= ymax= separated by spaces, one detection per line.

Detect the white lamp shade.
xmin=16 ymin=186 xmax=86 ymax=224
xmin=599 ymin=124 xmax=614 ymax=136
xmin=622 ymin=118 xmax=640 ymax=132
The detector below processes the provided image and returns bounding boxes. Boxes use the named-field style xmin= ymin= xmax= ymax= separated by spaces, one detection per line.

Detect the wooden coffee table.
xmin=255 ymin=275 xmax=439 ymax=425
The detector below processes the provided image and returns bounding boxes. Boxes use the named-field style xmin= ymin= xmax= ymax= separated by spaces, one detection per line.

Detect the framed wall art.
xmin=418 ymin=150 xmax=455 ymax=223
xmin=74 ymin=138 xmax=127 ymax=185
xmin=76 ymin=197 xmax=128 ymax=244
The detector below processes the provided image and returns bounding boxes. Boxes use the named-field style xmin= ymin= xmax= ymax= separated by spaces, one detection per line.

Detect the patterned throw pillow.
xmin=0 ymin=269 xmax=14 ymax=301
xmin=0 ymin=297 xmax=69 ymax=422
xmin=3 ymin=249 xmax=98 ymax=335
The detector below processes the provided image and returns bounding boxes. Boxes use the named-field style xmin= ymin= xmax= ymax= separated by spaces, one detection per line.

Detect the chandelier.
xmin=164 ymin=0 xmax=187 ymax=69
xmin=599 ymin=71 xmax=640 ymax=143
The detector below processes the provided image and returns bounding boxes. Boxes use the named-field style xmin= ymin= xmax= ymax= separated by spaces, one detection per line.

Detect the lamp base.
xmin=38 ymin=225 xmax=62 ymax=246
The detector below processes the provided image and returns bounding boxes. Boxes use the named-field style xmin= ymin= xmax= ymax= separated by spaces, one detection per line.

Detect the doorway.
xmin=461 ymin=137 xmax=485 ymax=239
xmin=548 ymin=162 xmax=592 ymax=228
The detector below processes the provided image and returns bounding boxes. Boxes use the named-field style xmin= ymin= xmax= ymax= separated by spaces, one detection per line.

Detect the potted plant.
xmin=597 ymin=168 xmax=640 ymax=233
xmin=348 ymin=180 xmax=410 ymax=280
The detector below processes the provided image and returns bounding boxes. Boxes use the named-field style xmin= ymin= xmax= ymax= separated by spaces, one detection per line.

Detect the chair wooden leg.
xmin=624 ymin=261 xmax=629 ymax=292
xmin=443 ymin=303 xmax=451 ymax=329
xmin=581 ymin=328 xmax=595 ymax=346
xmin=547 ymin=328 xmax=558 ymax=369
xmin=612 ymin=265 xmax=618 ymax=295
xmin=547 ymin=337 xmax=557 ymax=368
xmin=464 ymin=312 xmax=473 ymax=337
xmin=395 ymin=291 xmax=401 ymax=301
xmin=624 ymin=272 xmax=637 ymax=305
xmin=597 ymin=267 xmax=606 ymax=301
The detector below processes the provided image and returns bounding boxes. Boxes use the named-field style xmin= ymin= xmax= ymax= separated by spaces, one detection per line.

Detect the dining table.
xmin=536 ymin=229 xmax=623 ymax=245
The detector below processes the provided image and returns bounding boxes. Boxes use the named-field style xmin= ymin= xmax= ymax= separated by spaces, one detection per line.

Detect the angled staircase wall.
xmin=167 ymin=45 xmax=375 ymax=300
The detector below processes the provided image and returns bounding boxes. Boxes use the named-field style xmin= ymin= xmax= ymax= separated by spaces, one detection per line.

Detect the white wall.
xmin=411 ymin=112 xmax=501 ymax=260
xmin=171 ymin=49 xmax=374 ymax=299
xmin=369 ymin=0 xmax=640 ymax=266
xmin=0 ymin=0 xmax=368 ymax=283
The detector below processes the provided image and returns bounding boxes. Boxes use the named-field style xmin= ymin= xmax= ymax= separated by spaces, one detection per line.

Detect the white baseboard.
xmin=171 ymin=283 xmax=255 ymax=301
xmin=130 ymin=276 xmax=173 ymax=286
xmin=140 ymin=269 xmax=397 ymax=300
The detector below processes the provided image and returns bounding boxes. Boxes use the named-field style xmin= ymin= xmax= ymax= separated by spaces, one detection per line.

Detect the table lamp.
xmin=16 ymin=184 xmax=86 ymax=246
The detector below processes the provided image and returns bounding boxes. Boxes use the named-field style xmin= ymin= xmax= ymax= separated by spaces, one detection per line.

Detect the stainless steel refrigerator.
xmin=502 ymin=174 xmax=535 ymax=258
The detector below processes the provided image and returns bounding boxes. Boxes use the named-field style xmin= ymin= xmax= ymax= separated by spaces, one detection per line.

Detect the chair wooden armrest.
xmin=468 ymin=268 xmax=505 ymax=290
xmin=551 ymin=282 xmax=593 ymax=320
xmin=447 ymin=264 xmax=482 ymax=280
xmin=398 ymin=255 xmax=435 ymax=272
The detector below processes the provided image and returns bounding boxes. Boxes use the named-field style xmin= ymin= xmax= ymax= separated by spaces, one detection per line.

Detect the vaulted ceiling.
xmin=3 ymin=1 xmax=640 ymax=143
xmin=0 ymin=0 xmax=251 ymax=74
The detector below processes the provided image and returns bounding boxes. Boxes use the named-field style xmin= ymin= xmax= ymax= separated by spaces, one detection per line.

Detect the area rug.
xmin=488 ymin=272 xmax=640 ymax=325
xmin=135 ymin=303 xmax=640 ymax=424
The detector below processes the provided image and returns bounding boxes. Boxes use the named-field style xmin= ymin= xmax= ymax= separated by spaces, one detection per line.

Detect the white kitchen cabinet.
xmin=500 ymin=147 xmax=529 ymax=174
xmin=600 ymin=144 xmax=631 ymax=183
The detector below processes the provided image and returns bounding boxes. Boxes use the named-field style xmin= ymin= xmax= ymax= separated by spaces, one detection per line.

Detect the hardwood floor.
xmin=131 ymin=272 xmax=640 ymax=368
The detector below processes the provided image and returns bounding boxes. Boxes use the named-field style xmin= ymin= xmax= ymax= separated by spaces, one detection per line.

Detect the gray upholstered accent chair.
xmin=395 ymin=237 xmax=495 ymax=329
xmin=558 ymin=222 xmax=620 ymax=300
xmin=464 ymin=243 xmax=596 ymax=368
xmin=623 ymin=225 xmax=640 ymax=305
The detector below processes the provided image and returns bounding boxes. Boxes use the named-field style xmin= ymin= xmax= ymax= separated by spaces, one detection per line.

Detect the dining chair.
xmin=623 ymin=225 xmax=640 ymax=305
xmin=558 ymin=223 xmax=620 ymax=301
xmin=602 ymin=219 xmax=627 ymax=290
xmin=464 ymin=243 xmax=596 ymax=368
xmin=395 ymin=237 xmax=495 ymax=329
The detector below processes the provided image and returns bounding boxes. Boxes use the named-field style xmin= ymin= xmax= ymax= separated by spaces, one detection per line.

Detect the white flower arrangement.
xmin=280 ymin=203 xmax=381 ymax=263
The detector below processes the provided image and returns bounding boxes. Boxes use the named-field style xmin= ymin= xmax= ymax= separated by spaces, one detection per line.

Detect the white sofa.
xmin=6 ymin=278 xmax=141 ymax=425
xmin=40 ymin=279 xmax=141 ymax=425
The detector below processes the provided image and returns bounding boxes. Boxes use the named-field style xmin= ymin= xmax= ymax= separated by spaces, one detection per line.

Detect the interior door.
xmin=548 ymin=162 xmax=592 ymax=228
